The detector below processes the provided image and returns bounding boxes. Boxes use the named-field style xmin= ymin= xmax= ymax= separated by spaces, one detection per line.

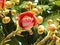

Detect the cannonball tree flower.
xmin=17 ymin=11 xmax=38 ymax=30
xmin=0 ymin=0 xmax=6 ymax=8
xmin=17 ymin=11 xmax=38 ymax=35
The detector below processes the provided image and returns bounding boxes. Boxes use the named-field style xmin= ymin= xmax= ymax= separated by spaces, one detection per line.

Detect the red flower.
xmin=0 ymin=0 xmax=6 ymax=8
xmin=18 ymin=11 xmax=38 ymax=30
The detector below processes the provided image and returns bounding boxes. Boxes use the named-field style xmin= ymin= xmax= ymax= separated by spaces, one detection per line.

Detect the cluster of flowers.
xmin=0 ymin=0 xmax=60 ymax=45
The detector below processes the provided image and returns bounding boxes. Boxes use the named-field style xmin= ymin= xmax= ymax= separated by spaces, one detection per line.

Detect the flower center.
xmin=22 ymin=16 xmax=33 ymax=27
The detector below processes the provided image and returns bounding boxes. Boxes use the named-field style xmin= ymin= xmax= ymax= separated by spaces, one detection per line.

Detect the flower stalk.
xmin=48 ymin=34 xmax=56 ymax=45
xmin=36 ymin=31 xmax=54 ymax=45
xmin=0 ymin=21 xmax=23 ymax=45
xmin=0 ymin=31 xmax=16 ymax=45
xmin=48 ymin=40 xmax=56 ymax=45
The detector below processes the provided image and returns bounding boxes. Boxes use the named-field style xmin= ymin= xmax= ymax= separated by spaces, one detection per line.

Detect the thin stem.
xmin=33 ymin=37 xmax=42 ymax=45
xmin=0 ymin=31 xmax=16 ymax=45
xmin=0 ymin=21 xmax=22 ymax=45
xmin=36 ymin=31 xmax=54 ymax=45
xmin=37 ymin=35 xmax=50 ymax=45
xmin=48 ymin=40 xmax=56 ymax=45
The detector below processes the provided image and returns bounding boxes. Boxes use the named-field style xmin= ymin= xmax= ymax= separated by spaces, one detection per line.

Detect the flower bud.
xmin=15 ymin=0 xmax=20 ymax=5
xmin=47 ymin=19 xmax=53 ymax=25
xmin=32 ymin=8 xmax=39 ymax=14
xmin=31 ymin=3 xmax=37 ymax=8
xmin=25 ymin=5 xmax=30 ymax=9
xmin=38 ymin=25 xmax=45 ymax=34
xmin=2 ymin=16 xmax=11 ymax=24
xmin=9 ymin=0 xmax=15 ymax=5
xmin=11 ymin=10 xmax=16 ymax=15
xmin=56 ymin=38 xmax=60 ymax=45
xmin=48 ymin=24 xmax=56 ymax=31
xmin=56 ymin=18 xmax=60 ymax=22
xmin=3 ymin=9 xmax=10 ymax=15
xmin=5 ymin=1 xmax=13 ymax=8
xmin=37 ymin=16 xmax=43 ymax=24
xmin=37 ymin=6 xmax=42 ymax=11
xmin=27 ymin=1 xmax=32 ymax=6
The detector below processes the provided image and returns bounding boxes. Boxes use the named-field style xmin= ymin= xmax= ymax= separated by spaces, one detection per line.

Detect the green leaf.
xmin=42 ymin=5 xmax=50 ymax=11
xmin=55 ymin=1 xmax=60 ymax=6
